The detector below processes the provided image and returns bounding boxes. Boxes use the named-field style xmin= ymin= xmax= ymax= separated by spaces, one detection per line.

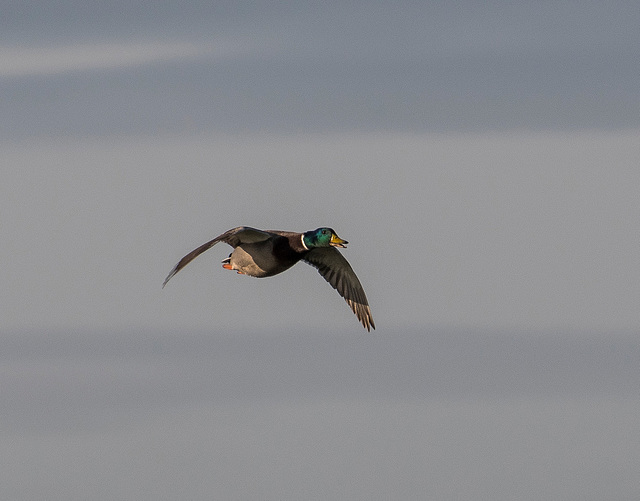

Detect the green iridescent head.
xmin=302 ymin=227 xmax=348 ymax=249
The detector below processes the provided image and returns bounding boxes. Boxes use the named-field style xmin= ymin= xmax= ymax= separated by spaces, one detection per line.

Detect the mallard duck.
xmin=163 ymin=227 xmax=375 ymax=331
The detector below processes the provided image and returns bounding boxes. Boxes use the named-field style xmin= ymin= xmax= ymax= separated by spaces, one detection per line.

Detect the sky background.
xmin=1 ymin=1 xmax=639 ymax=499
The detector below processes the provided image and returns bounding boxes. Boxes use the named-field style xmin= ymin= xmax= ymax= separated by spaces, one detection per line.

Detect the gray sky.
xmin=1 ymin=2 xmax=640 ymax=499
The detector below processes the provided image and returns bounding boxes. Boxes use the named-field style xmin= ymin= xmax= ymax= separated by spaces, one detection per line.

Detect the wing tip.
xmin=346 ymin=299 xmax=375 ymax=332
xmin=362 ymin=313 xmax=375 ymax=332
xmin=162 ymin=267 xmax=179 ymax=288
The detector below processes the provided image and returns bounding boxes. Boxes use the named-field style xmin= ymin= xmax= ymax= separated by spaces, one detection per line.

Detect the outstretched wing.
xmin=303 ymin=247 xmax=375 ymax=331
xmin=162 ymin=226 xmax=273 ymax=287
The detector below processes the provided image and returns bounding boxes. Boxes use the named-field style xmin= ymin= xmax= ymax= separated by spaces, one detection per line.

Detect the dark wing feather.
xmin=162 ymin=226 xmax=273 ymax=287
xmin=303 ymin=247 xmax=375 ymax=331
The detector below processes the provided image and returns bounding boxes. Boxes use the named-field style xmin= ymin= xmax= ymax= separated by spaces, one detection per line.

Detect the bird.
xmin=162 ymin=226 xmax=375 ymax=331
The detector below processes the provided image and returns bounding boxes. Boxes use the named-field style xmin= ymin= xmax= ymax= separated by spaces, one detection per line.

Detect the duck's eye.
xmin=322 ymin=229 xmax=328 ymax=235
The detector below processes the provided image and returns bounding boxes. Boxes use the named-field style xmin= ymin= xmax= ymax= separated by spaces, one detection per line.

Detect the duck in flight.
xmin=163 ymin=226 xmax=375 ymax=331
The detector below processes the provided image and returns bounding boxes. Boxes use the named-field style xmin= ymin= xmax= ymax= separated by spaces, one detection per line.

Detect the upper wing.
xmin=303 ymin=247 xmax=375 ymax=331
xmin=162 ymin=226 xmax=273 ymax=287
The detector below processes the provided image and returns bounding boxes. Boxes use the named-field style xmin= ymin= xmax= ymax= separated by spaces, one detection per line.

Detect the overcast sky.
xmin=1 ymin=2 xmax=639 ymax=500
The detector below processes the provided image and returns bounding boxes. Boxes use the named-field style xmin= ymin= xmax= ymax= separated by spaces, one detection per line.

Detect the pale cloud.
xmin=0 ymin=38 xmax=265 ymax=78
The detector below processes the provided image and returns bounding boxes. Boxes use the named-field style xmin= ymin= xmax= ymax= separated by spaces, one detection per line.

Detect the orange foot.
xmin=222 ymin=263 xmax=244 ymax=274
